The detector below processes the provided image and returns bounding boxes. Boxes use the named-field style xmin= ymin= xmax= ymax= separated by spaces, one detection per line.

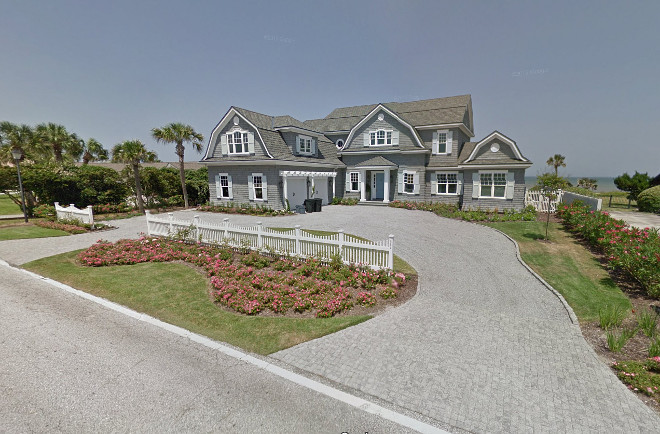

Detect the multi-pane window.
xmin=219 ymin=175 xmax=230 ymax=198
xmin=300 ymin=137 xmax=312 ymax=154
xmin=350 ymin=172 xmax=359 ymax=191
xmin=437 ymin=132 xmax=447 ymax=153
xmin=404 ymin=173 xmax=415 ymax=193
xmin=370 ymin=129 xmax=392 ymax=146
xmin=253 ymin=175 xmax=263 ymax=200
xmin=480 ymin=172 xmax=507 ymax=197
xmin=227 ymin=131 xmax=249 ymax=154
xmin=437 ymin=173 xmax=458 ymax=194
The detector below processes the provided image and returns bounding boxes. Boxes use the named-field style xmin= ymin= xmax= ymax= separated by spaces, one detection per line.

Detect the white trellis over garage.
xmin=145 ymin=211 xmax=394 ymax=270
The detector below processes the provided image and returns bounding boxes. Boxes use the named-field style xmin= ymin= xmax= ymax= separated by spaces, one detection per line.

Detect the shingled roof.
xmin=302 ymin=95 xmax=473 ymax=133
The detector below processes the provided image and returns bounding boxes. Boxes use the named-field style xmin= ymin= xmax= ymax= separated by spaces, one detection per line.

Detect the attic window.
xmin=370 ymin=129 xmax=392 ymax=146
xmin=297 ymin=135 xmax=314 ymax=155
xmin=336 ymin=139 xmax=344 ymax=149
xmin=227 ymin=131 xmax=249 ymax=154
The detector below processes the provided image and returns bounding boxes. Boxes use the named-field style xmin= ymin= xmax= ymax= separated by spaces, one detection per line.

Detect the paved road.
xmin=0 ymin=263 xmax=425 ymax=433
xmin=1 ymin=206 xmax=659 ymax=433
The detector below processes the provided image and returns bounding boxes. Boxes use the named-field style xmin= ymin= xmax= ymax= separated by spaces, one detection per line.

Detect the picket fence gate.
xmin=524 ymin=190 xmax=564 ymax=213
xmin=145 ymin=211 xmax=394 ymax=270
xmin=54 ymin=202 xmax=94 ymax=225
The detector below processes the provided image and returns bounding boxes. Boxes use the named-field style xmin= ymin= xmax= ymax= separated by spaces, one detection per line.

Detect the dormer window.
xmin=296 ymin=135 xmax=315 ymax=156
xmin=227 ymin=130 xmax=249 ymax=154
xmin=370 ymin=129 xmax=392 ymax=146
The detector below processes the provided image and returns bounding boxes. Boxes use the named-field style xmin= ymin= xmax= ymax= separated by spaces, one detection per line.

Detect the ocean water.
xmin=524 ymin=177 xmax=618 ymax=193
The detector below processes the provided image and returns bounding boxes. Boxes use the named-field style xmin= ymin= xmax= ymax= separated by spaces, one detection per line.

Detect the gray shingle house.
xmin=201 ymin=95 xmax=531 ymax=211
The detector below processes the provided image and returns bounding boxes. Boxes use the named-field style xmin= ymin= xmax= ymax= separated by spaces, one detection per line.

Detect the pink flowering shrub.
xmin=78 ymin=237 xmax=404 ymax=317
xmin=35 ymin=220 xmax=88 ymax=234
xmin=557 ymin=203 xmax=660 ymax=298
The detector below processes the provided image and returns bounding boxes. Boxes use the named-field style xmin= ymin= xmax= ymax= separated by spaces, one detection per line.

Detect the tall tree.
xmin=0 ymin=122 xmax=36 ymax=164
xmin=111 ymin=140 xmax=157 ymax=214
xmin=81 ymin=138 xmax=109 ymax=164
xmin=546 ymin=154 xmax=566 ymax=176
xmin=151 ymin=123 xmax=204 ymax=208
xmin=614 ymin=171 xmax=651 ymax=201
xmin=35 ymin=122 xmax=83 ymax=163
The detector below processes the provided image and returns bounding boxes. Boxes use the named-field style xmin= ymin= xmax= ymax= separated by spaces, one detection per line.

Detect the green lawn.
xmin=23 ymin=251 xmax=371 ymax=355
xmin=0 ymin=224 xmax=69 ymax=240
xmin=0 ymin=194 xmax=22 ymax=215
xmin=596 ymin=191 xmax=637 ymax=212
xmin=486 ymin=221 xmax=631 ymax=322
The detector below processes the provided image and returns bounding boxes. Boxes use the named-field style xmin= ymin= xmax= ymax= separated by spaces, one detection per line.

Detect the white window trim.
xmin=251 ymin=173 xmax=267 ymax=202
xmin=336 ymin=139 xmax=344 ymax=149
xmin=348 ymin=171 xmax=360 ymax=192
xmin=432 ymin=129 xmax=451 ymax=155
xmin=401 ymin=170 xmax=419 ymax=195
xmin=226 ymin=128 xmax=251 ymax=155
xmin=297 ymin=134 xmax=314 ymax=155
xmin=478 ymin=170 xmax=508 ymax=199
xmin=369 ymin=129 xmax=393 ymax=146
xmin=216 ymin=173 xmax=232 ymax=199
xmin=435 ymin=171 xmax=459 ymax=195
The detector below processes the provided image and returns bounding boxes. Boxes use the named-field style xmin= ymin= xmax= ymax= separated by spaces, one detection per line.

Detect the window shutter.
xmin=397 ymin=171 xmax=404 ymax=193
xmin=227 ymin=174 xmax=233 ymax=199
xmin=247 ymin=132 xmax=255 ymax=154
xmin=413 ymin=172 xmax=420 ymax=194
xmin=312 ymin=138 xmax=317 ymax=156
xmin=363 ymin=132 xmax=370 ymax=146
xmin=262 ymin=175 xmax=268 ymax=202
xmin=295 ymin=136 xmax=301 ymax=155
xmin=220 ymin=134 xmax=228 ymax=156
xmin=248 ymin=175 xmax=254 ymax=200
xmin=215 ymin=174 xmax=221 ymax=199
xmin=392 ymin=131 xmax=399 ymax=146
xmin=472 ymin=173 xmax=480 ymax=199
xmin=432 ymin=131 xmax=439 ymax=154
xmin=505 ymin=171 xmax=515 ymax=199
xmin=430 ymin=172 xmax=438 ymax=195
xmin=345 ymin=173 xmax=351 ymax=192
xmin=446 ymin=130 xmax=453 ymax=155
xmin=456 ymin=172 xmax=464 ymax=195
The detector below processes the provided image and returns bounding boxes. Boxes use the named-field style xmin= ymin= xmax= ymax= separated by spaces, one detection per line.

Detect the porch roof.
xmin=354 ymin=156 xmax=397 ymax=168
xmin=279 ymin=170 xmax=337 ymax=178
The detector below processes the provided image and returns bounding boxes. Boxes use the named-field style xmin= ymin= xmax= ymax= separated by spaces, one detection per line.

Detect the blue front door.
xmin=372 ymin=172 xmax=385 ymax=200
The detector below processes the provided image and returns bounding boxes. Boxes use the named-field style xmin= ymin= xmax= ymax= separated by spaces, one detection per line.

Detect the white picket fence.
xmin=145 ymin=211 xmax=394 ymax=270
xmin=524 ymin=190 xmax=564 ymax=213
xmin=54 ymin=202 xmax=94 ymax=225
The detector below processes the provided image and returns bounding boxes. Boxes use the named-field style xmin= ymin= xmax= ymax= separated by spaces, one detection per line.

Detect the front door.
xmin=371 ymin=172 xmax=384 ymax=200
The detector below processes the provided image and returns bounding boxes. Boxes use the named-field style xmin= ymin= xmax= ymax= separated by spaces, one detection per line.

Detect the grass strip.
xmin=23 ymin=251 xmax=371 ymax=355
xmin=0 ymin=224 xmax=69 ymax=240
xmin=486 ymin=221 xmax=631 ymax=322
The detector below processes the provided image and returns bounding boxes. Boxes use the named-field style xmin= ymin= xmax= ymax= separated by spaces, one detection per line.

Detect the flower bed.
xmin=557 ymin=202 xmax=660 ymax=298
xmin=35 ymin=220 xmax=90 ymax=234
xmin=92 ymin=203 xmax=134 ymax=214
xmin=389 ymin=201 xmax=537 ymax=222
xmin=198 ymin=203 xmax=293 ymax=216
xmin=612 ymin=357 xmax=660 ymax=406
xmin=78 ymin=237 xmax=407 ymax=318
xmin=331 ymin=197 xmax=359 ymax=206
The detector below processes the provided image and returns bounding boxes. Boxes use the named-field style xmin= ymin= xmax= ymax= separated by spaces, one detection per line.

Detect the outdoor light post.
xmin=11 ymin=148 xmax=28 ymax=223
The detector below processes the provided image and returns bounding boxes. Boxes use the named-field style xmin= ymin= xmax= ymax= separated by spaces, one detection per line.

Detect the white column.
xmin=311 ymin=177 xmax=315 ymax=197
xmin=383 ymin=168 xmax=390 ymax=203
xmin=331 ymin=175 xmax=336 ymax=200
xmin=359 ymin=169 xmax=367 ymax=202
xmin=282 ymin=175 xmax=288 ymax=208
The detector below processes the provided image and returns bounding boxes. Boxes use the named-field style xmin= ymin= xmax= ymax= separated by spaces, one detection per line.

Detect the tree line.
xmin=0 ymin=121 xmax=205 ymax=215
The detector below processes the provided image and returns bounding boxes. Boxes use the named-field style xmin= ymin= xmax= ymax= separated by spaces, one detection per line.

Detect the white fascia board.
xmin=205 ymin=108 xmax=274 ymax=159
xmin=415 ymin=123 xmax=475 ymax=137
xmin=458 ymin=163 xmax=532 ymax=169
xmin=342 ymin=104 xmax=425 ymax=150
xmin=465 ymin=131 xmax=527 ymax=162
xmin=338 ymin=149 xmax=429 ymax=156
xmin=203 ymin=159 xmax=344 ymax=169
xmin=279 ymin=170 xmax=337 ymax=178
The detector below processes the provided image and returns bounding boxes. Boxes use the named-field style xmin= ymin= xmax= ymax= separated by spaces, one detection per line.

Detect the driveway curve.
xmin=2 ymin=206 xmax=658 ymax=432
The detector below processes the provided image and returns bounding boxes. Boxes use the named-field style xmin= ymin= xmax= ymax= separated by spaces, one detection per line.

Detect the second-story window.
xmin=370 ymin=129 xmax=392 ymax=146
xmin=227 ymin=131 xmax=249 ymax=154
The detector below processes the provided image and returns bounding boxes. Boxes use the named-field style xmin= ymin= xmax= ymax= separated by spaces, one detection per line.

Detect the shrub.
xmin=388 ymin=200 xmax=537 ymax=222
xmin=331 ymin=197 xmax=359 ymax=205
xmin=32 ymin=204 xmax=55 ymax=219
xmin=637 ymin=186 xmax=660 ymax=214
xmin=198 ymin=203 xmax=293 ymax=216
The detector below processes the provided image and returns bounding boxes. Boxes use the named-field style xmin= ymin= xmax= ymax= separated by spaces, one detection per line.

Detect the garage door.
xmin=286 ymin=178 xmax=307 ymax=208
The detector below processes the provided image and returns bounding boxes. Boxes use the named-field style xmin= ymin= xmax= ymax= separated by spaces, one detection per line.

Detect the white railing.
xmin=54 ymin=202 xmax=94 ymax=225
xmin=524 ymin=190 xmax=564 ymax=213
xmin=145 ymin=211 xmax=394 ymax=270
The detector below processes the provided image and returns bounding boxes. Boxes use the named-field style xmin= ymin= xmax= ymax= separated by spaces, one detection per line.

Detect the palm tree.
xmin=151 ymin=123 xmax=204 ymax=208
xmin=111 ymin=140 xmax=157 ymax=214
xmin=35 ymin=122 xmax=83 ymax=163
xmin=81 ymin=138 xmax=109 ymax=164
xmin=546 ymin=154 xmax=566 ymax=176
xmin=0 ymin=122 xmax=34 ymax=164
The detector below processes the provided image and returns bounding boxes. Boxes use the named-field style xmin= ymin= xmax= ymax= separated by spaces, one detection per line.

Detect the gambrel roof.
xmin=303 ymin=95 xmax=473 ymax=134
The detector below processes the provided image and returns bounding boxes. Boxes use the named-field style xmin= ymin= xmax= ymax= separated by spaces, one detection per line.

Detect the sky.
xmin=1 ymin=0 xmax=658 ymax=177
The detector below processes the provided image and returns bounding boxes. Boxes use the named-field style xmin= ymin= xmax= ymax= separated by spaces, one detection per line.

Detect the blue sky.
xmin=1 ymin=0 xmax=658 ymax=177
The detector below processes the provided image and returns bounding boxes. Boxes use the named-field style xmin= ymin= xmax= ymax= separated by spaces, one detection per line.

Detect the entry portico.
xmin=353 ymin=156 xmax=397 ymax=203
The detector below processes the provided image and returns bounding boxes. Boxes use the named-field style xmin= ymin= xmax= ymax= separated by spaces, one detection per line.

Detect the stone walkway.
xmin=1 ymin=206 xmax=658 ymax=432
